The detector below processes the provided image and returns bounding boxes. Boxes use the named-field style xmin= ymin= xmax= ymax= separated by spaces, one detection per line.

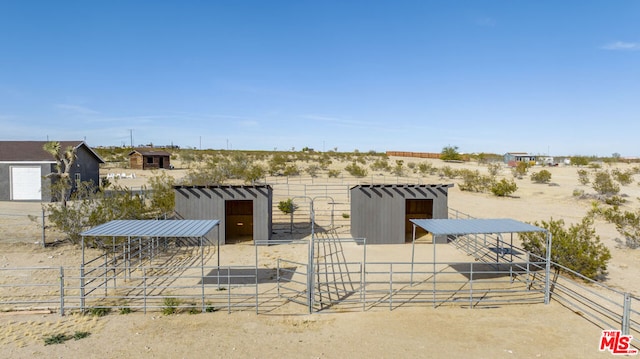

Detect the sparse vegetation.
xmin=345 ymin=162 xmax=367 ymax=177
xmin=162 ymin=297 xmax=180 ymax=315
xmin=490 ymin=178 xmax=518 ymax=197
xmin=278 ymin=199 xmax=297 ymax=214
xmin=440 ymin=145 xmax=462 ymax=161
xmin=592 ymin=171 xmax=620 ymax=196
xmin=577 ymin=169 xmax=590 ymax=185
xmin=520 ymin=216 xmax=611 ymax=281
xmin=530 ymin=170 xmax=552 ymax=184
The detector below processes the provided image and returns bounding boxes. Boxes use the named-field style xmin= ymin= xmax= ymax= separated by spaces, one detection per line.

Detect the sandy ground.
xmin=1 ymin=157 xmax=639 ymax=358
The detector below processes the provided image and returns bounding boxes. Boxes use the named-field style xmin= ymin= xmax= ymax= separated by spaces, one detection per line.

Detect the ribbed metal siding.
xmin=350 ymin=184 xmax=453 ymax=245
xmin=410 ymin=218 xmax=546 ymax=235
xmin=81 ymin=219 xmax=220 ymax=237
xmin=173 ymin=185 xmax=272 ymax=244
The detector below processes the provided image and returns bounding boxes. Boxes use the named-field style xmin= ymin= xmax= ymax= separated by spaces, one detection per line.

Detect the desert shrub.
xmin=73 ymin=331 xmax=91 ymax=340
xmin=593 ymin=204 xmax=640 ymax=248
xmin=162 ymin=297 xmax=180 ymax=315
xmin=577 ymin=169 xmax=590 ymax=185
xmin=439 ymin=166 xmax=459 ymax=179
xmin=592 ymin=171 xmax=620 ymax=196
xmin=605 ymin=195 xmax=626 ymax=206
xmin=573 ymin=189 xmax=585 ymax=197
xmin=417 ymin=162 xmax=436 ymax=175
xmin=530 ymin=170 xmax=552 ymax=184
xmin=512 ymin=161 xmax=529 ymax=178
xmin=440 ymin=145 xmax=462 ymax=161
xmin=588 ymin=163 xmax=602 ymax=169
xmin=407 ymin=162 xmax=416 ymax=172
xmin=342 ymin=213 xmax=350 ymax=219
xmin=490 ymin=178 xmax=518 ymax=197
xmin=458 ymin=169 xmax=493 ymax=193
xmin=612 ymin=168 xmax=634 ymax=186
xmin=345 ymin=162 xmax=367 ymax=177
xmin=370 ymin=159 xmax=386 ymax=172
xmin=244 ymin=164 xmax=265 ymax=183
xmin=278 ymin=199 xmax=297 ymax=214
xmin=520 ymin=217 xmax=611 ymax=281
xmin=268 ymin=154 xmax=289 ymax=175
xmin=487 ymin=163 xmax=501 ymax=177
xmin=282 ymin=164 xmax=300 ymax=177
xmin=570 ymin=156 xmax=590 ymax=167
xmin=305 ymin=164 xmax=320 ymax=177
xmin=88 ymin=307 xmax=111 ymax=317
xmin=391 ymin=160 xmax=405 ymax=176
xmin=44 ymin=333 xmax=71 ymax=345
xmin=119 ymin=307 xmax=132 ymax=315
xmin=327 ymin=169 xmax=341 ymax=178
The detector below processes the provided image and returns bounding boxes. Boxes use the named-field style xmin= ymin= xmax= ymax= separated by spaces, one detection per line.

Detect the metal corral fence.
xmin=448 ymin=208 xmax=640 ymax=348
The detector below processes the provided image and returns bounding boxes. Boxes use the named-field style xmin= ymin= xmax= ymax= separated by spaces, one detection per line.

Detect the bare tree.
xmin=43 ymin=141 xmax=77 ymax=207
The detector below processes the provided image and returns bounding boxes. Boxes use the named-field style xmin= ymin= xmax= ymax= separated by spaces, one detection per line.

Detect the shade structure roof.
xmin=81 ymin=219 xmax=220 ymax=238
xmin=410 ymin=218 xmax=546 ymax=236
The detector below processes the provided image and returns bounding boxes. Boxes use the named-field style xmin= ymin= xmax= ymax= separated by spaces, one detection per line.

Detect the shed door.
xmin=405 ymin=199 xmax=433 ymax=242
xmin=225 ymin=200 xmax=253 ymax=243
xmin=11 ymin=166 xmax=42 ymax=200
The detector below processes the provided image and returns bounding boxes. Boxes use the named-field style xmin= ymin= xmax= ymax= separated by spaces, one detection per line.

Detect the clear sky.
xmin=1 ymin=1 xmax=639 ymax=156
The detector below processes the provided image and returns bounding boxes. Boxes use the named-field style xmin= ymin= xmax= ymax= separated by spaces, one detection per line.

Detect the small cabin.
xmin=129 ymin=149 xmax=171 ymax=170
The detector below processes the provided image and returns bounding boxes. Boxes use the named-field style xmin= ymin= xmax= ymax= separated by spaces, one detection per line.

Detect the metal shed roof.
xmin=410 ymin=218 xmax=546 ymax=235
xmin=81 ymin=219 xmax=220 ymax=238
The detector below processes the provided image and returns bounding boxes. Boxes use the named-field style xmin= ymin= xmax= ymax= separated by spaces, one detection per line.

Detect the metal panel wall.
xmin=173 ymin=185 xmax=272 ymax=245
xmin=350 ymin=184 xmax=453 ymax=245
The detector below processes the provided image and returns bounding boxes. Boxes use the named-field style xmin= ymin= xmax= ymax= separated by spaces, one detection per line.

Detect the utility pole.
xmin=129 ymin=129 xmax=133 ymax=147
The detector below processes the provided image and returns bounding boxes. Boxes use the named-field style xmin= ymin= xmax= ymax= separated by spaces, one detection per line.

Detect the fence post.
xmin=143 ymin=268 xmax=147 ymax=314
xmin=80 ymin=265 xmax=85 ymax=312
xmin=59 ymin=267 xmax=65 ymax=316
xmin=622 ymin=292 xmax=631 ymax=335
xmin=41 ymin=208 xmax=46 ymax=248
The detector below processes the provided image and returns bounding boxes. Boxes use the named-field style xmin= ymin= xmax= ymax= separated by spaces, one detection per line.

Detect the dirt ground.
xmin=1 ymin=158 xmax=639 ymax=358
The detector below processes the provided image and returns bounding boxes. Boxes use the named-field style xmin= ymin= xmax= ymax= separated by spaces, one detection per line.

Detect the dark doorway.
xmin=225 ymin=200 xmax=254 ymax=243
xmin=159 ymin=157 xmax=164 ymax=168
xmin=405 ymin=199 xmax=433 ymax=242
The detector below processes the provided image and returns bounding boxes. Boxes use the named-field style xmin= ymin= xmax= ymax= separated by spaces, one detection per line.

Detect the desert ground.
xmin=1 ymin=156 xmax=639 ymax=358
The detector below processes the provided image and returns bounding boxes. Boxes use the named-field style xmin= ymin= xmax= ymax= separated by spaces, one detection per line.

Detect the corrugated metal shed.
xmin=410 ymin=218 xmax=545 ymax=235
xmin=81 ymin=219 xmax=220 ymax=238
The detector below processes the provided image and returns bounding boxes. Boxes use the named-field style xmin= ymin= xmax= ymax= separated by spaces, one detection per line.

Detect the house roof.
xmin=0 ymin=141 xmax=105 ymax=163
xmin=350 ymin=184 xmax=454 ymax=190
xmin=129 ymin=148 xmax=172 ymax=157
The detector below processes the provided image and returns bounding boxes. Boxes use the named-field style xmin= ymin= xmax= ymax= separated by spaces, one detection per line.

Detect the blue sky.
xmin=1 ymin=1 xmax=639 ymax=156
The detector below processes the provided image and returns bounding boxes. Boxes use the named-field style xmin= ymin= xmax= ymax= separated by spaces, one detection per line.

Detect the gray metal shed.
xmin=350 ymin=184 xmax=454 ymax=245
xmin=173 ymin=185 xmax=273 ymax=245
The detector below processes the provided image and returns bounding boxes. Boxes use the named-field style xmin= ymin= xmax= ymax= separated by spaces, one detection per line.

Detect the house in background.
xmin=503 ymin=152 xmax=538 ymax=167
xmin=129 ymin=148 xmax=172 ymax=170
xmin=0 ymin=141 xmax=104 ymax=201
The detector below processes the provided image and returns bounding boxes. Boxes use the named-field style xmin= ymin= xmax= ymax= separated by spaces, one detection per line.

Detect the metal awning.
xmin=81 ymin=219 xmax=220 ymax=238
xmin=410 ymin=218 xmax=545 ymax=235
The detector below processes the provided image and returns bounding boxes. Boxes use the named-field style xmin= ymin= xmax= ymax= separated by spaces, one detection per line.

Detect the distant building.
xmin=129 ymin=149 xmax=171 ymax=170
xmin=503 ymin=152 xmax=537 ymax=167
xmin=0 ymin=141 xmax=104 ymax=201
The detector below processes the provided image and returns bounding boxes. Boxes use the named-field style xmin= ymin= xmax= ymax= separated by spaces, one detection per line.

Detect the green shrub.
xmin=592 ymin=171 xmax=620 ymax=196
xmin=88 ymin=307 xmax=111 ymax=317
xmin=370 ymin=159 xmax=390 ymax=172
xmin=593 ymin=204 xmax=640 ymax=248
xmin=487 ymin=163 xmax=501 ymax=177
xmin=278 ymin=199 xmax=297 ymax=214
xmin=520 ymin=217 xmax=611 ymax=280
xmin=577 ymin=169 xmax=590 ymax=185
xmin=327 ymin=169 xmax=341 ymax=178
xmin=119 ymin=307 xmax=132 ymax=315
xmin=417 ymin=162 xmax=436 ymax=175
xmin=44 ymin=333 xmax=71 ymax=345
xmin=162 ymin=297 xmax=180 ymax=315
xmin=458 ymin=169 xmax=493 ymax=193
xmin=570 ymin=156 xmax=590 ymax=167
xmin=440 ymin=145 xmax=462 ymax=161
xmin=612 ymin=168 xmax=634 ymax=186
xmin=490 ymin=178 xmax=518 ymax=197
xmin=342 ymin=213 xmax=350 ymax=219
xmin=73 ymin=331 xmax=91 ymax=340
xmin=512 ymin=162 xmax=529 ymax=178
xmin=345 ymin=162 xmax=367 ymax=177
xmin=530 ymin=170 xmax=552 ymax=184
xmin=439 ymin=166 xmax=459 ymax=179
